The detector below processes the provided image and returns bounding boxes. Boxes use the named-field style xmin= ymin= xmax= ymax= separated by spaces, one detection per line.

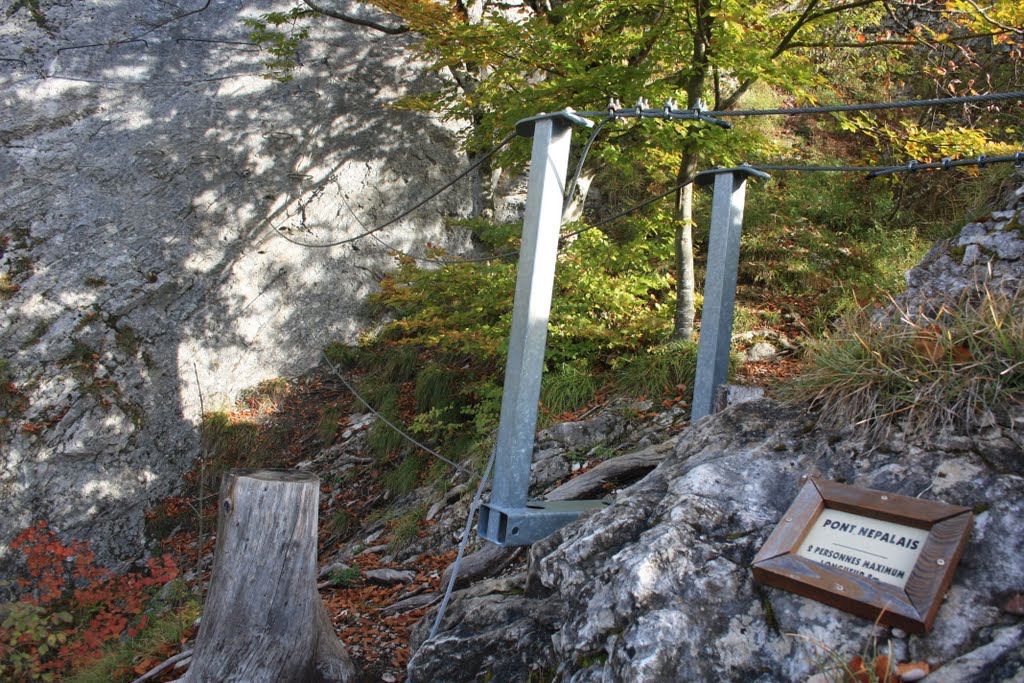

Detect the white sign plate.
xmin=796 ymin=509 xmax=929 ymax=589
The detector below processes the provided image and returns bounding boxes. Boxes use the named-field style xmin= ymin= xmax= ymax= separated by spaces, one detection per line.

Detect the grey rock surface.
xmin=895 ymin=171 xmax=1024 ymax=319
xmin=0 ymin=0 xmax=475 ymax=579
xmin=409 ymin=398 xmax=1024 ymax=682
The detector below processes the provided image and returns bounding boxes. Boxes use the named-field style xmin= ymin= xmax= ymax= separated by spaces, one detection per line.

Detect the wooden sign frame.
xmin=752 ymin=478 xmax=972 ymax=633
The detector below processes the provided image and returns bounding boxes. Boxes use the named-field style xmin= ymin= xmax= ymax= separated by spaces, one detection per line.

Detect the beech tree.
xmin=257 ymin=0 xmax=1022 ymax=338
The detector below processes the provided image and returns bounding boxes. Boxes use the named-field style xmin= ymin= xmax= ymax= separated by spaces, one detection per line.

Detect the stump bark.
xmin=181 ymin=469 xmax=355 ymax=683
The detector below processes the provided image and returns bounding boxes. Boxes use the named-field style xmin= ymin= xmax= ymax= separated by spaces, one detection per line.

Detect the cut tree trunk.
xmin=178 ymin=469 xmax=355 ymax=683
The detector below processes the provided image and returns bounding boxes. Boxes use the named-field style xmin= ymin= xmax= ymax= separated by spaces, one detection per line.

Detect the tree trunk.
xmin=671 ymin=0 xmax=710 ymax=341
xmin=672 ymin=146 xmax=700 ymax=340
xmin=180 ymin=469 xmax=355 ymax=683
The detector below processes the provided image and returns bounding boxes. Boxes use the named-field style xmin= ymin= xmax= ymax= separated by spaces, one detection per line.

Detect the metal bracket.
xmin=479 ymin=499 xmax=611 ymax=545
xmin=515 ymin=108 xmax=594 ymax=138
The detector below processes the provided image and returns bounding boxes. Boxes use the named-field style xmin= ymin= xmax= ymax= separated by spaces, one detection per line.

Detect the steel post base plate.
xmin=478 ymin=499 xmax=611 ymax=546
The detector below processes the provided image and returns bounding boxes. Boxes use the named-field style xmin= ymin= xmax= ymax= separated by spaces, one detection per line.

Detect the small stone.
xmin=364 ymin=568 xmax=416 ymax=585
xmin=743 ymin=341 xmax=778 ymax=362
xmin=425 ymin=500 xmax=445 ymax=521
xmin=895 ymin=661 xmax=930 ymax=681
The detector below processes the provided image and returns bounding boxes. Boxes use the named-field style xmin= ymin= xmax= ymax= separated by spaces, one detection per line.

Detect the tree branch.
xmin=804 ymin=0 xmax=881 ymax=23
xmin=770 ymin=0 xmax=820 ymax=59
xmin=302 ymin=0 xmax=409 ymax=34
xmin=788 ymin=29 xmax=1016 ymax=49
xmin=956 ymin=0 xmax=1021 ymax=34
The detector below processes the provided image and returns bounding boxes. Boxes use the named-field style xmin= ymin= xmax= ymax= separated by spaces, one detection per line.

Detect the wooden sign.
xmin=752 ymin=478 xmax=972 ymax=633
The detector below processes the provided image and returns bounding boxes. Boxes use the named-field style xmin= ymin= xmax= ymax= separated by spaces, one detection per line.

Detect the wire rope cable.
xmin=427 ymin=449 xmax=495 ymax=641
xmin=317 ymin=344 xmax=480 ymax=481
xmin=574 ymin=90 xmax=1024 ymax=120
xmin=271 ymin=132 xmax=517 ymax=249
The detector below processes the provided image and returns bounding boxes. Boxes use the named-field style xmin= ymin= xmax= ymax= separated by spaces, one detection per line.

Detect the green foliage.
xmin=740 ymin=170 xmax=931 ymax=329
xmin=243 ymin=7 xmax=313 ymax=81
xmin=327 ymin=567 xmax=362 ymax=588
xmin=783 ymin=285 xmax=1024 ymax=443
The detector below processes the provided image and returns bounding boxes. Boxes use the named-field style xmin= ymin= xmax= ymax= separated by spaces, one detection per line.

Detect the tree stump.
xmin=180 ymin=469 xmax=355 ymax=683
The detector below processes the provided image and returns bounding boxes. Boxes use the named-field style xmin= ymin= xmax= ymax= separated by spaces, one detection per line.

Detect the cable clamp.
xmin=906 ymin=159 xmax=920 ymax=173
xmin=977 ymin=153 xmax=988 ymax=168
xmin=608 ymin=98 xmax=621 ymax=116
xmin=664 ymin=98 xmax=677 ymax=116
xmin=635 ymin=97 xmax=648 ymax=116
xmin=941 ymin=157 xmax=953 ymax=170
xmin=1014 ymin=152 xmax=1024 ymax=167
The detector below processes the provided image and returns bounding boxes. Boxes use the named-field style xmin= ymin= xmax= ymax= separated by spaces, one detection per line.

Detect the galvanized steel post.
xmin=491 ymin=114 xmax=573 ymax=509
xmin=691 ymin=167 xmax=769 ymax=422
xmin=478 ymin=110 xmax=608 ymax=546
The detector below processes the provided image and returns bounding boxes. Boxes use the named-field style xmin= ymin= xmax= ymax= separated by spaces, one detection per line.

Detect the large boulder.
xmin=409 ymin=398 xmax=1023 ymax=681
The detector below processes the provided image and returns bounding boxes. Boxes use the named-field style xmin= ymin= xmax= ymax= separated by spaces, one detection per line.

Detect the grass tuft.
xmin=327 ymin=509 xmax=357 ymax=538
xmin=322 ymin=341 xmax=366 ymax=370
xmin=414 ymin=363 xmax=457 ymax=413
xmin=782 ymin=285 xmax=1024 ymax=443
xmin=387 ymin=505 xmax=427 ymax=554
xmin=380 ymin=453 xmax=428 ymax=497
xmin=613 ymin=341 xmax=703 ymax=399
xmin=541 ymin=360 xmax=599 ymax=415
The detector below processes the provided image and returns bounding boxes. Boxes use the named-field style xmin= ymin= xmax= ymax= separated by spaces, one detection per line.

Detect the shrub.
xmin=0 ymin=521 xmax=179 ymax=681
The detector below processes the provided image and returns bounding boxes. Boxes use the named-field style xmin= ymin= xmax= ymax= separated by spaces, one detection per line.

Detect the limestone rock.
xmin=409 ymin=399 xmax=1024 ymax=682
xmin=0 ymin=0 xmax=472 ymax=579
xmin=365 ymin=568 xmax=417 ymax=585
xmin=893 ymin=171 xmax=1024 ymax=320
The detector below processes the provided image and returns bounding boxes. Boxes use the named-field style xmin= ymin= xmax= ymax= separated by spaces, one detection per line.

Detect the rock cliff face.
xmin=407 ymin=180 xmax=1024 ymax=681
xmin=0 ymin=0 xmax=472 ymax=578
